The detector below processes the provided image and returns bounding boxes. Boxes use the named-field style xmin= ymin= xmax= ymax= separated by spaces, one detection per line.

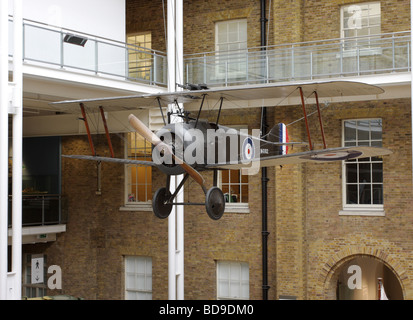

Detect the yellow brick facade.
xmin=24 ymin=0 xmax=413 ymax=300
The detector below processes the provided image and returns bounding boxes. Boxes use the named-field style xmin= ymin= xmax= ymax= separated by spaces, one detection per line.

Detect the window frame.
xmin=218 ymin=170 xmax=249 ymax=213
xmin=124 ymin=256 xmax=153 ymax=300
xmin=340 ymin=2 xmax=381 ymax=54
xmin=127 ymin=32 xmax=152 ymax=81
xmin=217 ymin=124 xmax=249 ymax=213
xmin=340 ymin=118 xmax=385 ymax=216
xmin=120 ymin=132 xmax=153 ymax=212
xmin=216 ymin=260 xmax=249 ymax=300
xmin=214 ymin=19 xmax=248 ymax=81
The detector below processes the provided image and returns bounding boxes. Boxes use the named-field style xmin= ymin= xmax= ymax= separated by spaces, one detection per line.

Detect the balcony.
xmin=184 ymin=31 xmax=411 ymax=87
xmin=8 ymin=18 xmax=167 ymax=87
xmin=8 ymin=194 xmax=67 ymax=227
xmin=8 ymin=18 xmax=411 ymax=96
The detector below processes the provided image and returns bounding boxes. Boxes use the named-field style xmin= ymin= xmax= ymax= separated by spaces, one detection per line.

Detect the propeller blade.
xmin=128 ymin=114 xmax=163 ymax=146
xmin=128 ymin=114 xmax=206 ymax=188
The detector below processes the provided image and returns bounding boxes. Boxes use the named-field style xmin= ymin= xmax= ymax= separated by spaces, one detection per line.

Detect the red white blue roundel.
xmin=242 ymin=137 xmax=255 ymax=161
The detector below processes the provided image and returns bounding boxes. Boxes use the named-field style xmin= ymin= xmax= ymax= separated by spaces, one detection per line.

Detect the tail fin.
xmin=266 ymin=123 xmax=289 ymax=155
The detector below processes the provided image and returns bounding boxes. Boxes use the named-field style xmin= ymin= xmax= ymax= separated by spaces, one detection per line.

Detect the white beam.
xmin=167 ymin=0 xmax=185 ymax=301
xmin=175 ymin=0 xmax=184 ymax=301
xmin=167 ymin=0 xmax=177 ymax=301
xmin=0 ymin=0 xmax=9 ymax=300
xmin=10 ymin=0 xmax=23 ymax=300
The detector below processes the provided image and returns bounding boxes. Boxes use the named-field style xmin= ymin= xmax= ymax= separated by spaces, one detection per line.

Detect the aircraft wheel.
xmin=205 ymin=187 xmax=225 ymax=220
xmin=152 ymin=187 xmax=173 ymax=219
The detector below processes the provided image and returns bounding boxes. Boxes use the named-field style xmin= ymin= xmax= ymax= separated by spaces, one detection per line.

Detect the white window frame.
xmin=127 ymin=32 xmax=152 ymax=81
xmin=125 ymin=256 xmax=152 ymax=300
xmin=340 ymin=118 xmax=385 ymax=216
xmin=214 ymin=19 xmax=248 ymax=81
xmin=216 ymin=261 xmax=249 ymax=300
xmin=120 ymin=132 xmax=153 ymax=212
xmin=217 ymin=125 xmax=249 ymax=213
xmin=340 ymin=2 xmax=381 ymax=53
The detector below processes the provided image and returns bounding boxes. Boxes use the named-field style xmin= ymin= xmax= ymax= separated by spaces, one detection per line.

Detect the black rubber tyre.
xmin=205 ymin=187 xmax=225 ymax=220
xmin=152 ymin=187 xmax=173 ymax=219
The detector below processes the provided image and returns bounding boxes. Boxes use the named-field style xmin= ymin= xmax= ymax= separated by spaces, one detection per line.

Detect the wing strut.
xmin=79 ymin=103 xmax=96 ymax=156
xmin=215 ymin=97 xmax=224 ymax=128
xmin=194 ymin=94 xmax=207 ymax=128
xmin=313 ymin=91 xmax=327 ymax=149
xmin=298 ymin=87 xmax=313 ymax=150
xmin=99 ymin=106 xmax=115 ymax=158
xmin=156 ymin=97 xmax=167 ymax=126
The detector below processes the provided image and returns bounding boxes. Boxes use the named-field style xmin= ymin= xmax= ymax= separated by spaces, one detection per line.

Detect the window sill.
xmin=224 ymin=203 xmax=250 ymax=214
xmin=119 ymin=202 xmax=153 ymax=212
xmin=339 ymin=208 xmax=385 ymax=216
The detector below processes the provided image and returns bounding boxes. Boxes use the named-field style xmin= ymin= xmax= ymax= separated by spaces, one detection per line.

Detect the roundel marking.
xmin=242 ymin=137 xmax=255 ymax=161
xmin=300 ymin=150 xmax=363 ymax=161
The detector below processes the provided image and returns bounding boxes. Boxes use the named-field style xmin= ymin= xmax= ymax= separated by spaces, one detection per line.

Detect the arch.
xmin=321 ymin=249 xmax=408 ymax=300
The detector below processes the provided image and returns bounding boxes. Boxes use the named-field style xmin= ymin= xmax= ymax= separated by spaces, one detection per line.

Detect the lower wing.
xmin=62 ymin=154 xmax=158 ymax=167
xmin=206 ymin=146 xmax=392 ymax=170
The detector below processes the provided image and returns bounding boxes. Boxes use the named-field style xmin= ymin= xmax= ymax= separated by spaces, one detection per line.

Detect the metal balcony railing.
xmin=184 ymin=31 xmax=411 ymax=87
xmin=8 ymin=17 xmax=411 ymax=89
xmin=8 ymin=194 xmax=67 ymax=227
xmin=8 ymin=18 xmax=167 ymax=87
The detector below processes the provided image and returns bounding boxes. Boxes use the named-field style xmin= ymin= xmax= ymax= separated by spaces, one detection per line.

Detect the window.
xmin=23 ymin=254 xmax=47 ymax=298
xmin=127 ymin=33 xmax=152 ymax=81
xmin=217 ymin=125 xmax=249 ymax=213
xmin=215 ymin=19 xmax=247 ymax=53
xmin=341 ymin=2 xmax=381 ymax=50
xmin=125 ymin=256 xmax=152 ymax=300
xmin=217 ymin=261 xmax=249 ymax=300
xmin=215 ymin=19 xmax=247 ymax=79
xmin=342 ymin=119 xmax=384 ymax=215
xmin=220 ymin=170 xmax=248 ymax=204
xmin=125 ymin=132 xmax=152 ymax=204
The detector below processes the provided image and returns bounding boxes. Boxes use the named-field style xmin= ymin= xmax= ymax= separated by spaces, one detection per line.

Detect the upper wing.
xmin=206 ymin=146 xmax=392 ymax=170
xmin=62 ymin=155 xmax=159 ymax=167
xmin=50 ymin=80 xmax=384 ymax=112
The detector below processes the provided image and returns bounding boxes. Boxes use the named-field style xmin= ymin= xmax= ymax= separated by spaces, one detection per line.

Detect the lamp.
xmin=63 ymin=34 xmax=88 ymax=47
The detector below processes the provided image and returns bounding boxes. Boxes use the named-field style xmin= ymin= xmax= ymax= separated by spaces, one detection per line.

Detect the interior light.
xmin=63 ymin=34 xmax=88 ymax=47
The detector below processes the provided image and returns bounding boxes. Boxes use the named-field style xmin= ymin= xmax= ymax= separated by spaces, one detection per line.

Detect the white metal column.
xmin=167 ymin=0 xmax=184 ymax=300
xmin=10 ymin=0 xmax=23 ymax=300
xmin=175 ymin=0 xmax=184 ymax=301
xmin=0 ymin=0 xmax=10 ymax=300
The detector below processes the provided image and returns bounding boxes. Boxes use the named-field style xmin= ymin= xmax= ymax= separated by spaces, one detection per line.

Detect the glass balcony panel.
xmin=98 ymin=42 xmax=127 ymax=77
xmin=184 ymin=32 xmax=411 ymax=86
xmin=24 ymin=24 xmax=61 ymax=65
xmin=63 ymin=39 xmax=96 ymax=71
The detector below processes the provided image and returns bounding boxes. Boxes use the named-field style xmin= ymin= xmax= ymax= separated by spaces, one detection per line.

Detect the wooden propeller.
xmin=128 ymin=114 xmax=206 ymax=188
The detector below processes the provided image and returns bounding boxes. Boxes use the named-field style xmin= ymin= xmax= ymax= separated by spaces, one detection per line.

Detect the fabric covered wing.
xmin=50 ymin=80 xmax=384 ymax=112
xmin=206 ymin=146 xmax=392 ymax=170
xmin=62 ymin=154 xmax=158 ymax=167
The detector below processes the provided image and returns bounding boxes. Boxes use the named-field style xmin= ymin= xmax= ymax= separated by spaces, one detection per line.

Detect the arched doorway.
xmin=335 ymin=255 xmax=403 ymax=300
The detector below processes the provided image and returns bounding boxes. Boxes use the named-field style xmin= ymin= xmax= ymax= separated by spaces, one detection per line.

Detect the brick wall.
xmin=32 ymin=0 xmax=413 ymax=300
xmin=273 ymin=98 xmax=413 ymax=299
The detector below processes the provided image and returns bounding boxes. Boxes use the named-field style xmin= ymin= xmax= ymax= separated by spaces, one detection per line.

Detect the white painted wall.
xmin=10 ymin=0 xmax=125 ymax=42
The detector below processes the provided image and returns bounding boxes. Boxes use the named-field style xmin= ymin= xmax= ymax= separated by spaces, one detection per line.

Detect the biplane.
xmin=51 ymin=80 xmax=392 ymax=220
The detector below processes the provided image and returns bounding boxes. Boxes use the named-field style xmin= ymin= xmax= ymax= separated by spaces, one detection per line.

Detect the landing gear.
xmin=205 ymin=187 xmax=225 ymax=220
xmin=152 ymin=187 xmax=173 ymax=219
xmin=152 ymin=172 xmax=226 ymax=220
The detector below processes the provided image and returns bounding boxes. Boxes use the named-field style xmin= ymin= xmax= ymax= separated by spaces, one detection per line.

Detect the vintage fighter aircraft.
xmin=52 ymin=80 xmax=392 ymax=220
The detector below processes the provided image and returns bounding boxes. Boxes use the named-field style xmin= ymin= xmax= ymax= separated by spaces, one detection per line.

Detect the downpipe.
xmin=260 ymin=0 xmax=270 ymax=300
